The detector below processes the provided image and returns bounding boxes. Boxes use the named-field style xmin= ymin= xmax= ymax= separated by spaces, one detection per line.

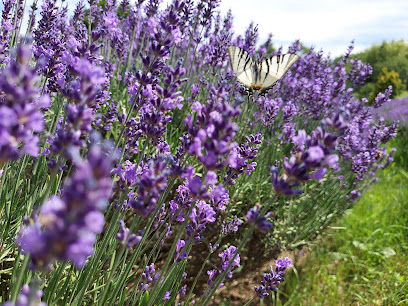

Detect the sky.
xmin=2 ymin=0 xmax=408 ymax=57
xmin=219 ymin=0 xmax=408 ymax=57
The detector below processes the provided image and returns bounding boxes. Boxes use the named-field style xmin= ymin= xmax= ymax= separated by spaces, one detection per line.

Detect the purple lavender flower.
xmin=33 ymin=0 xmax=67 ymax=92
xmin=127 ymin=154 xmax=170 ymax=216
xmin=245 ymin=205 xmax=273 ymax=233
xmin=254 ymin=257 xmax=293 ymax=298
xmin=206 ymin=246 xmax=240 ymax=288
xmin=218 ymin=245 xmax=240 ymax=286
xmin=253 ymin=97 xmax=282 ymax=127
xmin=162 ymin=291 xmax=171 ymax=301
xmin=270 ymin=126 xmax=340 ymax=196
xmin=373 ymin=85 xmax=392 ymax=108
xmin=0 ymin=44 xmax=49 ymax=163
xmin=185 ymin=171 xmax=218 ymax=200
xmin=26 ymin=1 xmax=38 ymax=34
xmin=348 ymin=59 xmax=372 ymax=87
xmin=18 ymin=144 xmax=113 ymax=269
xmin=184 ymin=84 xmax=240 ymax=171
xmin=174 ymin=239 xmax=188 ymax=262
xmin=116 ymin=220 xmax=143 ymax=249
xmin=224 ymin=132 xmax=263 ymax=185
xmin=139 ymin=263 xmax=161 ymax=292
xmin=168 ymin=184 xmax=191 ymax=223
xmin=221 ymin=216 xmax=243 ymax=235
xmin=209 ymin=184 xmax=230 ymax=213
xmin=0 ymin=0 xmax=15 ymax=64
xmin=186 ymin=200 xmax=216 ymax=243
xmin=207 ymin=269 xmax=217 ymax=286
xmin=113 ymin=159 xmax=144 ymax=190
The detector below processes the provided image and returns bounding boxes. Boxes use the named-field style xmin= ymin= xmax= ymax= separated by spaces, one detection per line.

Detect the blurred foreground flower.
xmin=3 ymin=280 xmax=46 ymax=306
xmin=0 ymin=44 xmax=49 ymax=163
xmin=18 ymin=144 xmax=113 ymax=269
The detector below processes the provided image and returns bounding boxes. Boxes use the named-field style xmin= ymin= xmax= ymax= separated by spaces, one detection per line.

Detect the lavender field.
xmin=0 ymin=0 xmax=402 ymax=305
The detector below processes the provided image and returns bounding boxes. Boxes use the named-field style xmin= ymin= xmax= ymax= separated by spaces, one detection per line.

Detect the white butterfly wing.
xmin=228 ymin=46 xmax=254 ymax=87
xmin=258 ymin=54 xmax=299 ymax=90
xmin=228 ymin=46 xmax=299 ymax=94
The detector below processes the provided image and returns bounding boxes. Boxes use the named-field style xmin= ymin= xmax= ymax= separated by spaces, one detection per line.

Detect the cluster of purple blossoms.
xmin=179 ymin=169 xmax=234 ymax=242
xmin=201 ymin=10 xmax=234 ymax=68
xmin=221 ymin=216 xmax=242 ymax=235
xmin=209 ymin=184 xmax=230 ymax=213
xmin=0 ymin=45 xmax=50 ymax=163
xmin=47 ymin=35 xmax=109 ymax=159
xmin=186 ymin=170 xmax=218 ymax=200
xmin=116 ymin=220 xmax=143 ymax=249
xmin=232 ymin=22 xmax=258 ymax=57
xmin=0 ymin=0 xmax=15 ymax=64
xmin=246 ymin=204 xmax=274 ymax=233
xmin=18 ymin=145 xmax=113 ymax=269
xmin=279 ymin=101 xmax=298 ymax=143
xmin=139 ymin=263 xmax=161 ymax=292
xmin=168 ymin=182 xmax=193 ymax=223
xmin=33 ymin=0 xmax=67 ymax=92
xmin=26 ymin=0 xmax=38 ymax=34
xmin=113 ymin=159 xmax=144 ymax=190
xmin=254 ymin=257 xmax=293 ymax=298
xmin=372 ymin=85 xmax=392 ymax=108
xmin=272 ymin=124 xmax=340 ymax=196
xmin=349 ymin=117 xmax=397 ymax=181
xmin=207 ymin=245 xmax=241 ymax=288
xmin=270 ymin=41 xmax=397 ymax=191
xmin=184 ymin=84 xmax=240 ymax=171
xmin=253 ymin=97 xmax=282 ymax=127
xmin=186 ymin=200 xmax=216 ymax=243
xmin=174 ymin=239 xmax=188 ymax=262
xmin=336 ymin=102 xmax=397 ymax=185
xmin=136 ymin=60 xmax=187 ymax=145
xmin=224 ymin=132 xmax=263 ymax=185
xmin=348 ymin=58 xmax=373 ymax=87
xmin=127 ymin=154 xmax=170 ymax=216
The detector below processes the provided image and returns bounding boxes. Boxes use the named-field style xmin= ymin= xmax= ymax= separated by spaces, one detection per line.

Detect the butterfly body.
xmin=228 ymin=46 xmax=299 ymax=96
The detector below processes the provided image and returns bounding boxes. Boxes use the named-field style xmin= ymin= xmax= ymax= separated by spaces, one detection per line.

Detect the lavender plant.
xmin=0 ymin=0 xmax=399 ymax=305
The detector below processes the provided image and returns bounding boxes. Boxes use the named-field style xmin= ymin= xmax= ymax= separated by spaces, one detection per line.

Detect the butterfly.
xmin=228 ymin=46 xmax=299 ymax=96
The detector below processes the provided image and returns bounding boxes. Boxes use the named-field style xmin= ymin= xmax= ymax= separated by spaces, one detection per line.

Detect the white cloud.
xmin=219 ymin=0 xmax=408 ymax=56
xmin=5 ymin=0 xmax=408 ymax=57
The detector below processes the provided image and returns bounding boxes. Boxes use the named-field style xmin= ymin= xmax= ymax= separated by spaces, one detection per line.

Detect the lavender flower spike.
xmin=0 ymin=44 xmax=49 ymax=163
xmin=254 ymin=257 xmax=293 ymax=298
xmin=18 ymin=144 xmax=113 ymax=270
xmin=245 ymin=204 xmax=273 ymax=233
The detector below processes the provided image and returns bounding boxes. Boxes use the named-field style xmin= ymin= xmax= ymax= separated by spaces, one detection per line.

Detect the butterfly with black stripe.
xmin=228 ymin=46 xmax=299 ymax=96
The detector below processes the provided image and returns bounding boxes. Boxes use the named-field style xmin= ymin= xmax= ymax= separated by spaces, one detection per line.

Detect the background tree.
xmin=369 ymin=67 xmax=405 ymax=103
xmin=352 ymin=40 xmax=408 ymax=99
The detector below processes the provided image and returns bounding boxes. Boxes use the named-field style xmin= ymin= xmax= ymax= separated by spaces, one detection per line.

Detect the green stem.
xmin=183 ymin=236 xmax=222 ymax=305
xmin=146 ymin=208 xmax=192 ymax=306
xmin=10 ymin=254 xmax=29 ymax=302
xmin=200 ymin=196 xmax=277 ymax=305
xmin=243 ymin=296 xmax=256 ymax=306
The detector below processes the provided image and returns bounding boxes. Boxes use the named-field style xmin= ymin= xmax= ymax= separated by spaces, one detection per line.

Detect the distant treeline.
xmin=351 ymin=40 xmax=408 ymax=102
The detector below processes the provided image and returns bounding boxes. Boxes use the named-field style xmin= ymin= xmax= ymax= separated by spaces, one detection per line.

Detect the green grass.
xmin=281 ymin=162 xmax=408 ymax=305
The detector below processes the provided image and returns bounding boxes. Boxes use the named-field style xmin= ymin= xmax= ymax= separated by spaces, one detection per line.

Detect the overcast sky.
xmin=219 ymin=0 xmax=408 ymax=57
xmin=2 ymin=0 xmax=408 ymax=57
